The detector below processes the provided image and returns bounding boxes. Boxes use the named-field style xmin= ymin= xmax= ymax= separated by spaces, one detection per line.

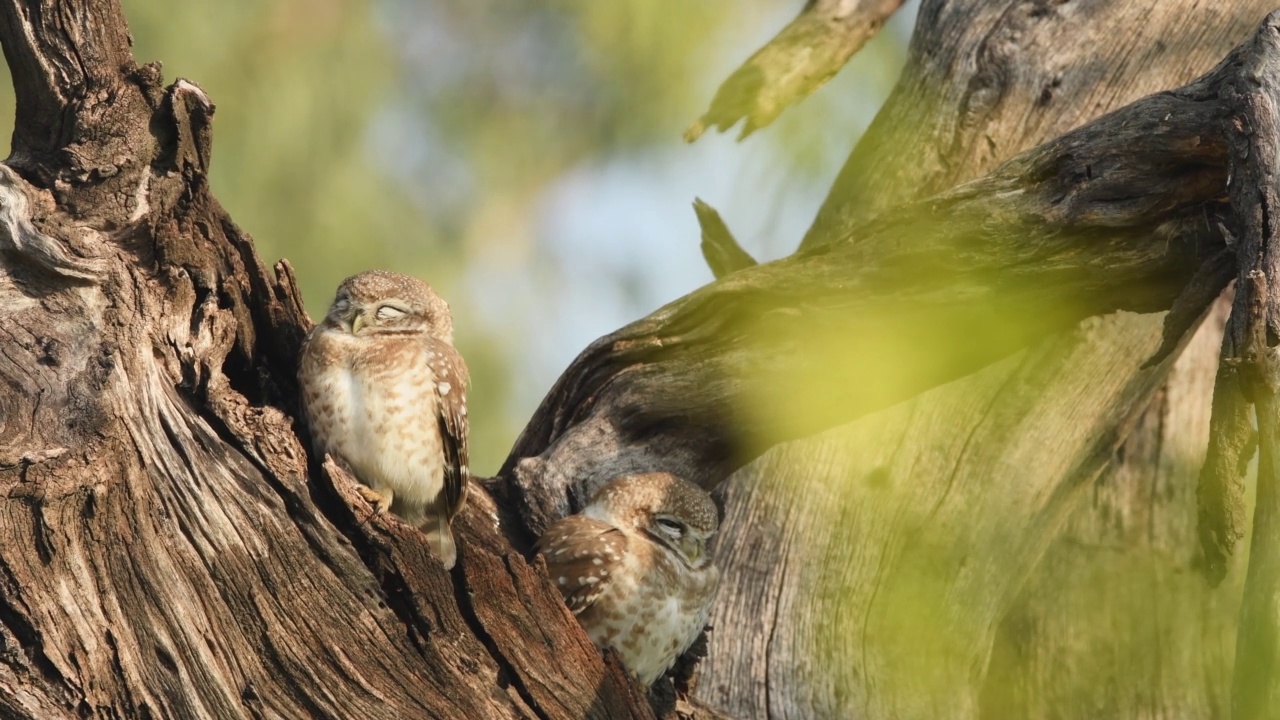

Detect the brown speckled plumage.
xmin=537 ymin=472 xmax=720 ymax=686
xmin=299 ymin=270 xmax=469 ymax=569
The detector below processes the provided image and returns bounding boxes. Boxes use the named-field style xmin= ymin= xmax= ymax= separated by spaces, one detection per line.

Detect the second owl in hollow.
xmin=299 ymin=270 xmax=470 ymax=569
xmin=538 ymin=472 xmax=720 ymax=686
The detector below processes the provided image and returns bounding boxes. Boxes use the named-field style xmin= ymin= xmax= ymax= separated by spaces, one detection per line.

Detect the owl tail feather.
xmin=421 ymin=510 xmax=458 ymax=571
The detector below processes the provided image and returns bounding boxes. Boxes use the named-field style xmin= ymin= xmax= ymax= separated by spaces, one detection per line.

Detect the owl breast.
xmin=300 ymin=329 xmax=444 ymax=523
xmin=585 ymin=539 xmax=719 ymax=686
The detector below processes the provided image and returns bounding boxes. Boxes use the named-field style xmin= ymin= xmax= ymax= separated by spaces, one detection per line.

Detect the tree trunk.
xmin=688 ymin=2 xmax=1270 ymax=718
xmin=0 ymin=1 xmax=649 ymax=718
xmin=3 ymin=1 xmax=1278 ymax=719
xmin=980 ymin=298 xmax=1237 ymax=719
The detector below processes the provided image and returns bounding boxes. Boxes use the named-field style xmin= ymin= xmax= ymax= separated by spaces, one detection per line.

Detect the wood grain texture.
xmin=689 ymin=2 xmax=1273 ymax=718
xmin=702 ymin=312 xmax=1191 ymax=719
xmin=980 ymin=297 xmax=1239 ymax=719
xmin=5 ymin=0 xmax=1280 ymax=718
xmin=501 ymin=0 xmax=1259 ymax=542
xmin=804 ymin=0 xmax=1269 ymax=247
xmin=0 ymin=0 xmax=658 ymax=717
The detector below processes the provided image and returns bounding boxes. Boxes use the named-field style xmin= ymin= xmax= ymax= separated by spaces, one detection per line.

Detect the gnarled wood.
xmin=1217 ymin=17 xmax=1280 ymax=714
xmin=495 ymin=2 xmax=1274 ymax=718
xmin=694 ymin=3 xmax=1271 ymax=717
xmin=5 ymin=0 xmax=1280 ymax=718
xmin=0 ymin=0 xmax=656 ymax=718
xmin=502 ymin=12 xmax=1258 ymax=536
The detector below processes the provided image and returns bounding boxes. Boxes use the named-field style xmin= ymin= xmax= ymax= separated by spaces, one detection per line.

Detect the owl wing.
xmin=536 ymin=515 xmax=627 ymax=614
xmin=424 ymin=338 xmax=470 ymax=518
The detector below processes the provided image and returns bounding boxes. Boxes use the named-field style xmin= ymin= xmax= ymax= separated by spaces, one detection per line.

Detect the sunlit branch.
xmin=685 ymin=0 xmax=907 ymax=141
xmin=498 ymin=15 xmax=1276 ymax=536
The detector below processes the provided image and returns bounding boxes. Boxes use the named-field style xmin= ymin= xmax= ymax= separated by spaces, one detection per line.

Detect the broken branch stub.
xmin=693 ymin=199 xmax=757 ymax=280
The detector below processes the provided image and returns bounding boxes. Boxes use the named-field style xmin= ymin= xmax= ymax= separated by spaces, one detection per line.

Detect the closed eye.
xmin=655 ymin=517 xmax=684 ymax=537
xmin=376 ymin=305 xmax=407 ymax=321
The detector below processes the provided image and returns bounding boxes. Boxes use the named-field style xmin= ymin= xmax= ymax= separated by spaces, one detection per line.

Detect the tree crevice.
xmin=5 ymin=0 xmax=1280 ymax=718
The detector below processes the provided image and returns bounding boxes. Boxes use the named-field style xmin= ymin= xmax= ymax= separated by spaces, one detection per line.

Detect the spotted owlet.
xmin=298 ymin=270 xmax=469 ymax=569
xmin=537 ymin=472 xmax=720 ymax=686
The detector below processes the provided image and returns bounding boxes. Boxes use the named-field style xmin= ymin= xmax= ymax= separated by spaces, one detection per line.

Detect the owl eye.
xmin=654 ymin=517 xmax=684 ymax=538
xmin=375 ymin=305 xmax=407 ymax=321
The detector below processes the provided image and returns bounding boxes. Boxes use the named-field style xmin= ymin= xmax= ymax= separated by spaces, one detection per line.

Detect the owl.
xmin=299 ymin=270 xmax=469 ymax=569
xmin=537 ymin=472 xmax=720 ymax=686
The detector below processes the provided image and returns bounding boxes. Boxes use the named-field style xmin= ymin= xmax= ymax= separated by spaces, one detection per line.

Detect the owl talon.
xmin=357 ymin=485 xmax=393 ymax=515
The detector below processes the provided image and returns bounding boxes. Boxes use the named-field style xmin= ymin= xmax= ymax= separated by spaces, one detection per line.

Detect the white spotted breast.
xmin=300 ymin=328 xmax=445 ymax=521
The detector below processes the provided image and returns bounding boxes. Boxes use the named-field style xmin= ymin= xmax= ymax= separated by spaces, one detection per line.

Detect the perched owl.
xmin=537 ymin=472 xmax=720 ymax=686
xmin=299 ymin=270 xmax=469 ymax=569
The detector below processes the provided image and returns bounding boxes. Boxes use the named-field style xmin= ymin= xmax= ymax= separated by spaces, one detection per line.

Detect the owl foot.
xmin=357 ymin=485 xmax=394 ymax=515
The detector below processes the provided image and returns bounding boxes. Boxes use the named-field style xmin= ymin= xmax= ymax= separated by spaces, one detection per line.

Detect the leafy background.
xmin=0 ymin=3 xmax=1261 ymax=717
xmin=27 ymin=0 xmax=912 ymax=473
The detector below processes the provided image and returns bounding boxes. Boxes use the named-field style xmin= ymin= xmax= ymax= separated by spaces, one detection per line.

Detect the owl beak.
xmin=682 ymin=537 xmax=703 ymax=566
xmin=347 ymin=304 xmax=372 ymax=334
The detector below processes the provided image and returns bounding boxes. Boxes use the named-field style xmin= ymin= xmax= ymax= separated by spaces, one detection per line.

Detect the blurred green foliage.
xmin=0 ymin=1 xmax=1260 ymax=716
xmin=0 ymin=0 xmax=899 ymax=474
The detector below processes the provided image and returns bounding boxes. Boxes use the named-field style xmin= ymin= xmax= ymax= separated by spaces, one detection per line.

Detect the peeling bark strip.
xmin=501 ymin=22 xmax=1280 ymax=533
xmin=685 ymin=0 xmax=906 ymax=141
xmin=0 ymin=0 xmax=657 ymax=717
xmin=1196 ymin=354 xmax=1255 ymax=586
xmin=1216 ymin=12 xmax=1280 ymax=716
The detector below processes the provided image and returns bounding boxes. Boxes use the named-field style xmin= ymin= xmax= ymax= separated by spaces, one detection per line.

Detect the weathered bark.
xmin=5 ymin=0 xmax=1280 ymax=719
xmin=501 ymin=1 xmax=1255 ymax=542
xmin=989 ymin=14 xmax=1280 ymax=719
xmin=980 ymin=297 xmax=1238 ymax=719
xmin=696 ymin=2 xmax=1274 ymax=712
xmin=683 ymin=2 xmax=1272 ymax=718
xmin=0 ymin=1 xmax=652 ymax=718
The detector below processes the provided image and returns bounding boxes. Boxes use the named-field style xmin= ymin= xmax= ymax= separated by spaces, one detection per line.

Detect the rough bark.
xmin=980 ymin=297 xmax=1238 ymax=719
xmin=5 ymin=1 xmax=1280 ymax=720
xmin=1002 ymin=16 xmax=1280 ymax=719
xmin=501 ymin=0 xmax=1255 ymax=545
xmin=0 ymin=1 xmax=652 ymax=718
xmin=679 ymin=2 xmax=1272 ymax=718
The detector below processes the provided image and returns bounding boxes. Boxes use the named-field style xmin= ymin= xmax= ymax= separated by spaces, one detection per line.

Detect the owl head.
xmin=584 ymin=472 xmax=719 ymax=569
xmin=324 ymin=270 xmax=453 ymax=341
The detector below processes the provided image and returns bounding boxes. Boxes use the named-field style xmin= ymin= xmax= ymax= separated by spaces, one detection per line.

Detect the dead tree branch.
xmin=693 ymin=199 xmax=757 ymax=280
xmin=685 ymin=0 xmax=906 ymax=141
xmin=502 ymin=37 xmax=1255 ymax=532
xmin=7 ymin=0 xmax=1280 ymax=717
